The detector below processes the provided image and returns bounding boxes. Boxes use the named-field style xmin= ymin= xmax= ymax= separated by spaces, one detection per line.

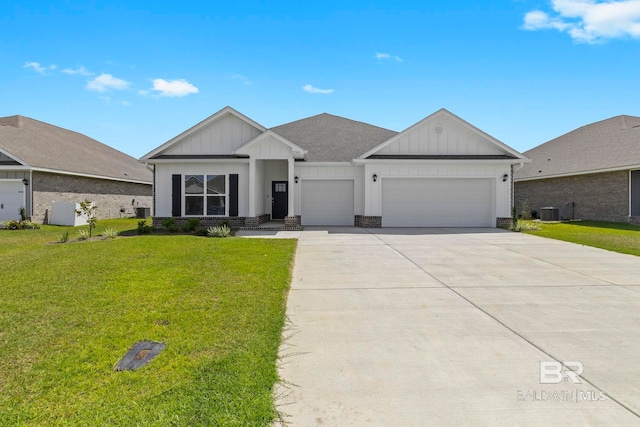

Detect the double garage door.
xmin=382 ymin=178 xmax=494 ymax=227
xmin=299 ymin=178 xmax=494 ymax=227
xmin=0 ymin=180 xmax=25 ymax=222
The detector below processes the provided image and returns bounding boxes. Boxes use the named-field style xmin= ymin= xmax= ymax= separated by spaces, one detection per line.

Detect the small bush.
xmin=2 ymin=219 xmax=39 ymax=230
xmin=218 ymin=219 xmax=232 ymax=229
xmin=77 ymin=229 xmax=90 ymax=241
xmin=510 ymin=220 xmax=542 ymax=232
xmin=102 ymin=228 xmax=119 ymax=239
xmin=207 ymin=225 xmax=231 ymax=238
xmin=161 ymin=217 xmax=179 ymax=232
xmin=59 ymin=231 xmax=69 ymax=243
xmin=137 ymin=220 xmax=153 ymax=234
xmin=183 ymin=218 xmax=200 ymax=233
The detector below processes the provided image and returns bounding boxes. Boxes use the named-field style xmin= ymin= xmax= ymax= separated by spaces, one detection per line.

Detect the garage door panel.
xmin=382 ymin=178 xmax=493 ymax=227
xmin=302 ymin=180 xmax=354 ymax=226
xmin=0 ymin=181 xmax=25 ymax=222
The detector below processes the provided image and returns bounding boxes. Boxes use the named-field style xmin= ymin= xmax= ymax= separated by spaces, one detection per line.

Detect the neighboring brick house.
xmin=514 ymin=115 xmax=640 ymax=224
xmin=0 ymin=115 xmax=152 ymax=223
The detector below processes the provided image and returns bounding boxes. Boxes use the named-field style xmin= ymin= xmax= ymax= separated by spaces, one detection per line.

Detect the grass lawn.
xmin=0 ymin=219 xmax=297 ymax=426
xmin=524 ymin=220 xmax=640 ymax=256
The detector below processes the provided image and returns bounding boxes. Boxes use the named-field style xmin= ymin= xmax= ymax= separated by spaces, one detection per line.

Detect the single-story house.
xmin=140 ymin=106 xmax=528 ymax=228
xmin=514 ymin=115 xmax=640 ymax=224
xmin=0 ymin=115 xmax=153 ymax=223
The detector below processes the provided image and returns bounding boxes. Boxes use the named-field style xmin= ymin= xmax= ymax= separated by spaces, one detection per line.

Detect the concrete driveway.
xmin=268 ymin=227 xmax=640 ymax=426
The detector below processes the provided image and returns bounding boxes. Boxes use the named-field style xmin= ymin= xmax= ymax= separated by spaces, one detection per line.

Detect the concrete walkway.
xmin=263 ymin=227 xmax=640 ymax=426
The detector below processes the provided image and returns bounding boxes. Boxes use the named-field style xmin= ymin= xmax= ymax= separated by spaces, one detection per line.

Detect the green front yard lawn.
xmin=524 ymin=220 xmax=640 ymax=256
xmin=0 ymin=219 xmax=296 ymax=426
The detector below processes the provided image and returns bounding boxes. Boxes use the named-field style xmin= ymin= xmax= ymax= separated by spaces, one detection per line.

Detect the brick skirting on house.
xmin=354 ymin=215 xmax=382 ymax=228
xmin=630 ymin=216 xmax=640 ymax=225
xmin=496 ymin=217 xmax=512 ymax=228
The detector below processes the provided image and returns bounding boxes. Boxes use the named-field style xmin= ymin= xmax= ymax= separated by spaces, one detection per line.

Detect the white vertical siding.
xmin=165 ymin=114 xmax=262 ymax=155
xmin=244 ymin=135 xmax=294 ymax=158
xmin=376 ymin=115 xmax=504 ymax=156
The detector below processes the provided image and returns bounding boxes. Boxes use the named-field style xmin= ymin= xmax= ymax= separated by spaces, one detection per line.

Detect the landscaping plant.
xmin=75 ymin=200 xmax=98 ymax=237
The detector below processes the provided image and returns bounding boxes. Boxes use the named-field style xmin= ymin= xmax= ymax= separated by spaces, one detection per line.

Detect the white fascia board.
xmin=353 ymin=158 xmax=529 ymax=165
xmin=515 ymin=164 xmax=640 ymax=182
xmin=31 ymin=167 xmax=152 ymax=185
xmin=295 ymin=162 xmax=355 ymax=167
xmin=139 ymin=106 xmax=267 ymax=160
xmin=234 ymin=130 xmax=306 ymax=158
xmin=0 ymin=147 xmax=30 ymax=166
xmin=0 ymin=166 xmax=31 ymax=171
xmin=142 ymin=158 xmax=250 ymax=165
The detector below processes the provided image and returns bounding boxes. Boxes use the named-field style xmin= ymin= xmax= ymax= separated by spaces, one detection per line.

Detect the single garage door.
xmin=301 ymin=180 xmax=354 ymax=226
xmin=0 ymin=180 xmax=25 ymax=222
xmin=382 ymin=178 xmax=494 ymax=227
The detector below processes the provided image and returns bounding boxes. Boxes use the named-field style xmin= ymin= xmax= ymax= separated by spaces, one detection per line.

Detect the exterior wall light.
xmin=502 ymin=173 xmax=508 ymax=182
xmin=22 ymin=178 xmax=29 ymax=186
xmin=294 ymin=176 xmax=299 ymax=184
xmin=373 ymin=174 xmax=378 ymax=182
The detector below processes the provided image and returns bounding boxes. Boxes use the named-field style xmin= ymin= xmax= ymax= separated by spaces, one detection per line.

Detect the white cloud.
xmin=302 ymin=84 xmax=334 ymax=94
xmin=87 ymin=73 xmax=131 ymax=92
xmin=148 ymin=78 xmax=199 ymax=97
xmin=23 ymin=62 xmax=56 ymax=74
xmin=375 ymin=52 xmax=403 ymax=62
xmin=231 ymin=73 xmax=252 ymax=85
xmin=523 ymin=0 xmax=640 ymax=43
xmin=62 ymin=66 xmax=94 ymax=76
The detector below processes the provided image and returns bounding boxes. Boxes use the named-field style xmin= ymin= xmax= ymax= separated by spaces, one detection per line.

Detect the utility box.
xmin=540 ymin=207 xmax=560 ymax=221
xmin=49 ymin=202 xmax=89 ymax=226
xmin=136 ymin=207 xmax=151 ymax=219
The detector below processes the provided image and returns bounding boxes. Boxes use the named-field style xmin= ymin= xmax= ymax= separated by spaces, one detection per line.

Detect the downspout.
xmin=144 ymin=163 xmax=155 ymax=217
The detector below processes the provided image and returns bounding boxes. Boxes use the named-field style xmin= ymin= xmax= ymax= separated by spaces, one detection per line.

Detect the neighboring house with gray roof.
xmin=514 ymin=115 xmax=640 ymax=223
xmin=0 ymin=115 xmax=152 ymax=223
xmin=140 ymin=106 xmax=528 ymax=228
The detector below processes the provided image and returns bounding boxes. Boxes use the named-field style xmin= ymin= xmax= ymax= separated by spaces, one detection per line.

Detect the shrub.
xmin=137 ymin=220 xmax=153 ymax=234
xmin=59 ymin=231 xmax=70 ymax=243
xmin=218 ymin=219 xmax=232 ymax=229
xmin=182 ymin=218 xmax=200 ymax=233
xmin=510 ymin=220 xmax=542 ymax=232
xmin=77 ymin=229 xmax=90 ymax=241
xmin=162 ymin=217 xmax=179 ymax=232
xmin=207 ymin=225 xmax=231 ymax=238
xmin=75 ymin=200 xmax=98 ymax=237
xmin=2 ymin=219 xmax=39 ymax=230
xmin=102 ymin=228 xmax=119 ymax=239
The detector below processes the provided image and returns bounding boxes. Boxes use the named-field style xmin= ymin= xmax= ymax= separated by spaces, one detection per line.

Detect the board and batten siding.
xmin=154 ymin=163 xmax=249 ymax=217
xmin=0 ymin=170 xmax=31 ymax=217
xmin=376 ymin=115 xmax=504 ymax=156
xmin=293 ymin=165 xmax=364 ymax=216
xmin=363 ymin=163 xmax=511 ymax=218
xmin=164 ymin=114 xmax=262 ymax=156
xmin=241 ymin=135 xmax=295 ymax=158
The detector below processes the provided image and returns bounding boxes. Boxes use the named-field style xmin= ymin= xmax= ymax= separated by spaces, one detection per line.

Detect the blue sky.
xmin=2 ymin=0 xmax=640 ymax=158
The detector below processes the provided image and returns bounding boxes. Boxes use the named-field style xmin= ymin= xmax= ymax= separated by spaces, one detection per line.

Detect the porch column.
xmin=248 ymin=158 xmax=256 ymax=217
xmin=287 ymin=158 xmax=295 ymax=217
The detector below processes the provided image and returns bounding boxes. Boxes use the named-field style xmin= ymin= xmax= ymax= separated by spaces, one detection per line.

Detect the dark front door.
xmin=272 ymin=181 xmax=288 ymax=220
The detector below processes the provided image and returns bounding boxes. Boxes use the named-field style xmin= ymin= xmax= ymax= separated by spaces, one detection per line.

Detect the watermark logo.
xmin=517 ymin=361 xmax=607 ymax=403
xmin=540 ymin=361 xmax=583 ymax=384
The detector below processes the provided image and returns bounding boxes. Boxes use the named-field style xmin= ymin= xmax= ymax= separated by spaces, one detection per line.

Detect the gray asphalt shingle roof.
xmin=0 ymin=115 xmax=152 ymax=183
xmin=271 ymin=113 xmax=398 ymax=162
xmin=515 ymin=115 xmax=640 ymax=181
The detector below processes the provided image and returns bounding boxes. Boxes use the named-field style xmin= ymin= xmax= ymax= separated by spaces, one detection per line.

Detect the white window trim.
xmin=183 ymin=174 xmax=228 ymax=217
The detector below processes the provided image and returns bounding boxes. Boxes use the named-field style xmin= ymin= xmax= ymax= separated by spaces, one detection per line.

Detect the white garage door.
xmin=382 ymin=178 xmax=494 ymax=227
xmin=0 ymin=180 xmax=26 ymax=222
xmin=301 ymin=180 xmax=354 ymax=226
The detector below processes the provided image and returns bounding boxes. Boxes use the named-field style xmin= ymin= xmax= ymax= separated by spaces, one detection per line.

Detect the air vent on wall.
xmin=434 ymin=125 xmax=444 ymax=135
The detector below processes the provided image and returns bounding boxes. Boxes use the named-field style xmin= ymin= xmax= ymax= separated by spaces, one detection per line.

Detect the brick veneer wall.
xmin=354 ymin=215 xmax=382 ymax=228
xmin=515 ymin=170 xmax=630 ymax=223
xmin=32 ymin=171 xmax=152 ymax=223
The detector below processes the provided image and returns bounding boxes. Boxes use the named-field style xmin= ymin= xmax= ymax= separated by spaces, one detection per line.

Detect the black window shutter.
xmin=229 ymin=174 xmax=239 ymax=216
xmin=171 ymin=174 xmax=181 ymax=216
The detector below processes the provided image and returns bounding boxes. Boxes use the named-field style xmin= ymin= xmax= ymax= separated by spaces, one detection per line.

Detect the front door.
xmin=272 ymin=181 xmax=288 ymax=220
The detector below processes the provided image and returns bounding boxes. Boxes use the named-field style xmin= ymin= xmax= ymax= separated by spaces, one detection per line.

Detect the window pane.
xmin=185 ymin=196 xmax=204 ymax=215
xmin=207 ymin=175 xmax=226 ymax=194
xmin=207 ymin=196 xmax=226 ymax=215
xmin=185 ymin=175 xmax=204 ymax=194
